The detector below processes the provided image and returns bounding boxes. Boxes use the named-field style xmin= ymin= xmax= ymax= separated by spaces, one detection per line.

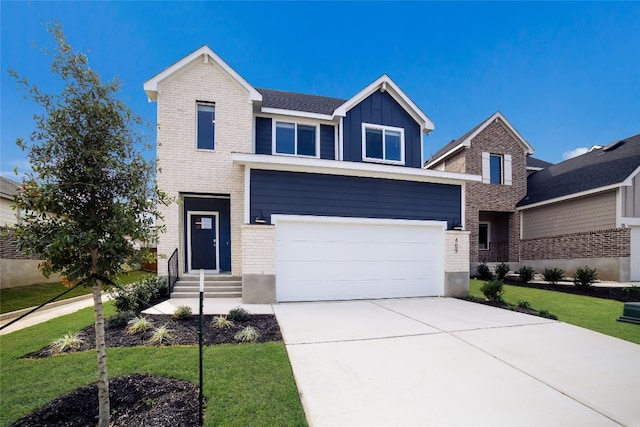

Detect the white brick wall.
xmin=241 ymin=224 xmax=275 ymax=275
xmin=445 ymin=231 xmax=470 ymax=272
xmin=155 ymin=57 xmax=253 ymax=276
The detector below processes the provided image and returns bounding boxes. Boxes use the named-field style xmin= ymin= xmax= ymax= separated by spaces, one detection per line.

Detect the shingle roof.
xmin=526 ymin=157 xmax=553 ymax=169
xmin=256 ymin=88 xmax=346 ymax=115
xmin=518 ymin=133 xmax=640 ymax=207
xmin=425 ymin=117 xmax=489 ymax=165
xmin=0 ymin=176 xmax=20 ymax=199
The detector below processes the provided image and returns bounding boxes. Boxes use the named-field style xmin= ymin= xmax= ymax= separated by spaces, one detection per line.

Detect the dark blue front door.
xmin=190 ymin=213 xmax=217 ymax=270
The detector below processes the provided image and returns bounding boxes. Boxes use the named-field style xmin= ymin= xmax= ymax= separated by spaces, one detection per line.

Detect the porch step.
xmin=171 ymin=275 xmax=242 ymax=298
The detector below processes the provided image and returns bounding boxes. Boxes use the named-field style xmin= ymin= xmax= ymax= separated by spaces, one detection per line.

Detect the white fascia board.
xmin=516 ymin=184 xmax=623 ymax=211
xmin=231 ymin=153 xmax=481 ymax=185
xmin=143 ymin=46 xmax=262 ymax=103
xmin=333 ymin=75 xmax=435 ymax=133
xmin=463 ymin=112 xmax=534 ymax=155
xmin=526 ymin=166 xmax=544 ymax=171
xmin=271 ymin=214 xmax=448 ymax=229
xmin=260 ymin=107 xmax=335 ymax=121
xmin=424 ymin=142 xmax=466 ymax=169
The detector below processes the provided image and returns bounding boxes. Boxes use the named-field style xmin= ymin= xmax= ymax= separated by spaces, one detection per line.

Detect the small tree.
xmin=10 ymin=22 xmax=168 ymax=427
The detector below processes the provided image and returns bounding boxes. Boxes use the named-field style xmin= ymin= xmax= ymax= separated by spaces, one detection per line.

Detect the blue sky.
xmin=2 ymin=1 xmax=639 ymax=179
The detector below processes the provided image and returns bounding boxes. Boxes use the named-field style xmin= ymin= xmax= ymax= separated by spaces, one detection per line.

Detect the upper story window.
xmin=362 ymin=123 xmax=405 ymax=165
xmin=273 ymin=121 xmax=318 ymax=157
xmin=490 ymin=154 xmax=503 ymax=184
xmin=197 ymin=103 xmax=216 ymax=150
xmin=482 ymin=152 xmax=512 ymax=185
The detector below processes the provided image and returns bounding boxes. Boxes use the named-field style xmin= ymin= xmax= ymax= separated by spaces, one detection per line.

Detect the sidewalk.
xmin=0 ymin=294 xmax=109 ymax=336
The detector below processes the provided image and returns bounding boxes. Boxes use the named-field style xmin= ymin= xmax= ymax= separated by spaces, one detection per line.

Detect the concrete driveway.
xmin=273 ymin=298 xmax=640 ymax=427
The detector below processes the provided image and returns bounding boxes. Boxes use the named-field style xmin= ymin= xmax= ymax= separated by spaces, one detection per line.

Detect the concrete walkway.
xmin=274 ymin=298 xmax=640 ymax=427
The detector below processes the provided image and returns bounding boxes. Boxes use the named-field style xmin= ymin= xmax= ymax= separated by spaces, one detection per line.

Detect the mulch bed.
xmin=23 ymin=313 xmax=282 ymax=359
xmin=10 ymin=373 xmax=200 ymax=427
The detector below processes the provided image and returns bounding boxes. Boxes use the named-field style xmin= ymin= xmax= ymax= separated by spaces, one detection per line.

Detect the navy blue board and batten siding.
xmin=255 ymin=117 xmax=335 ymax=160
xmin=250 ymin=170 xmax=461 ymax=227
xmin=343 ymin=90 xmax=422 ymax=168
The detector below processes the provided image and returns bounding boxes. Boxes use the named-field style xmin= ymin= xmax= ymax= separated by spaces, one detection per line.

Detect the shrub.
xmin=234 ymin=326 xmax=261 ymax=343
xmin=173 ymin=305 xmax=193 ymax=320
xmin=106 ymin=311 xmax=135 ymax=329
xmin=110 ymin=276 xmax=168 ymax=312
xmin=480 ymin=279 xmax=504 ymax=302
xmin=573 ymin=266 xmax=598 ymax=289
xmin=517 ymin=300 xmax=531 ymax=310
xmin=49 ymin=332 xmax=85 ymax=354
xmin=212 ymin=315 xmax=235 ymax=329
xmin=127 ymin=316 xmax=154 ymax=335
xmin=518 ymin=266 xmax=536 ymax=284
xmin=494 ymin=263 xmax=510 ymax=280
xmin=148 ymin=325 xmax=174 ymax=346
xmin=543 ymin=268 xmax=565 ymax=284
xmin=228 ymin=306 xmax=252 ymax=322
xmin=477 ymin=262 xmax=492 ymax=279
xmin=623 ymin=285 xmax=640 ymax=294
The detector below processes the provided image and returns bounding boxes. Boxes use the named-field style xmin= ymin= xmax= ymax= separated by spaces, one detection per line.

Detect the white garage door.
xmin=631 ymin=227 xmax=640 ymax=282
xmin=274 ymin=215 xmax=446 ymax=302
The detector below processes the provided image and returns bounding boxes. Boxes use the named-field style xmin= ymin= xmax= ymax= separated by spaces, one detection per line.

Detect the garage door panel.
xmin=279 ymin=278 xmax=439 ymax=302
xmin=275 ymin=216 xmax=446 ymax=302
xmin=277 ymin=259 xmax=439 ymax=282
xmin=277 ymin=221 xmax=438 ymax=244
xmin=276 ymin=241 xmax=442 ymax=262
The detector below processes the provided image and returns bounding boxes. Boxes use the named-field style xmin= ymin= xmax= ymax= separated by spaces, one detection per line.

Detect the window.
xmin=479 ymin=223 xmax=490 ymax=250
xmin=362 ymin=123 xmax=404 ymax=164
xmin=482 ymin=152 xmax=512 ymax=185
xmin=197 ymin=104 xmax=215 ymax=150
xmin=274 ymin=121 xmax=318 ymax=157
xmin=490 ymin=154 xmax=502 ymax=184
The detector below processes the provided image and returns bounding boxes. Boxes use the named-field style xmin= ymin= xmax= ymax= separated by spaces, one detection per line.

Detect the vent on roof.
xmin=603 ymin=140 xmax=626 ymax=152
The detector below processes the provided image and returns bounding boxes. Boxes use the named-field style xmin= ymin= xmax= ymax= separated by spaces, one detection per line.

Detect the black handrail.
xmin=168 ymin=248 xmax=179 ymax=294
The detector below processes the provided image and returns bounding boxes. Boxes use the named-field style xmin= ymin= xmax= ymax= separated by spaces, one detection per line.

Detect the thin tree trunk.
xmin=92 ymin=252 xmax=110 ymax=427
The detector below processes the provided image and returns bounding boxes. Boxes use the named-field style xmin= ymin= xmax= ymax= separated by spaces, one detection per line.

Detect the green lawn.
xmin=470 ymin=279 xmax=640 ymax=344
xmin=0 ymin=270 xmax=154 ymax=314
xmin=0 ymin=301 xmax=307 ymax=427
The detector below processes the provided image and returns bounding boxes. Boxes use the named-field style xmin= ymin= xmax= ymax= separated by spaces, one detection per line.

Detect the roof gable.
xmin=143 ymin=46 xmax=262 ymax=103
xmin=334 ymin=75 xmax=434 ymax=133
xmin=425 ymin=112 xmax=533 ymax=168
xmin=518 ymin=133 xmax=640 ymax=208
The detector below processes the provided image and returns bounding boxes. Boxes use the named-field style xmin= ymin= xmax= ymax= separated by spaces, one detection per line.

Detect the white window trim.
xmin=361 ymin=123 xmax=405 ymax=165
xmin=272 ymin=120 xmax=320 ymax=158
xmin=196 ymin=102 xmax=216 ymax=151
xmin=479 ymin=222 xmax=491 ymax=250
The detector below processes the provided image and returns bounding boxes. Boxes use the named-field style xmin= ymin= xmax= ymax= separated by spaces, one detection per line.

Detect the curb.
xmin=0 ymin=293 xmax=98 ymax=322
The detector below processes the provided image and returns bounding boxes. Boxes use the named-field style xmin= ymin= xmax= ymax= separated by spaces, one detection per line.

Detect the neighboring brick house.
xmin=0 ymin=176 xmax=61 ymax=288
xmin=424 ymin=112 xmax=535 ymax=272
xmin=518 ymin=133 xmax=640 ymax=281
xmin=427 ymin=114 xmax=640 ymax=282
xmin=144 ymin=46 xmax=478 ymax=303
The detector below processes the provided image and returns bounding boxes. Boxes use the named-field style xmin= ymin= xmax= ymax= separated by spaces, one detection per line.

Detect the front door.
xmin=188 ymin=211 xmax=219 ymax=272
